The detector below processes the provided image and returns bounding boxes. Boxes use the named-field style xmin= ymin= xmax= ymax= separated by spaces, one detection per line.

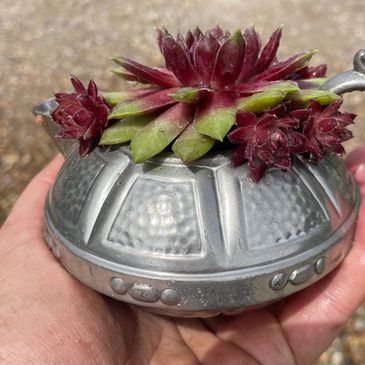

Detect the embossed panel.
xmin=108 ymin=178 xmax=202 ymax=255
xmin=317 ymin=155 xmax=354 ymax=204
xmin=240 ymin=170 xmax=327 ymax=249
xmin=52 ymin=154 xmax=105 ymax=225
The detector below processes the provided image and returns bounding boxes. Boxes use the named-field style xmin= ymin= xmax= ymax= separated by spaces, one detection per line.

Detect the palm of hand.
xmin=1 ymin=154 xmax=365 ymax=365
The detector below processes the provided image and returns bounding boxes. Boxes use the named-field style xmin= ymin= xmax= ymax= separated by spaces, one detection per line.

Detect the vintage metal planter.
xmin=33 ymin=50 xmax=365 ymax=317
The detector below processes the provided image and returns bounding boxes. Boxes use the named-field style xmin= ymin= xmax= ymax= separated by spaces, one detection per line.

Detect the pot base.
xmin=44 ymin=203 xmax=357 ymax=317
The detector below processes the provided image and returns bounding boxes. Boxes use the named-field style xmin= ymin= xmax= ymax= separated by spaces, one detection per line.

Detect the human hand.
xmin=1 ymin=151 xmax=365 ymax=365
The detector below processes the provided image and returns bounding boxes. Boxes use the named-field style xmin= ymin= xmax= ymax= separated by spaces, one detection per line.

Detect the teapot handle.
xmin=321 ymin=49 xmax=365 ymax=94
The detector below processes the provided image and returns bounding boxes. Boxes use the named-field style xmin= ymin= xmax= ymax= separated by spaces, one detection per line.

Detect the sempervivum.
xmin=52 ymin=77 xmax=109 ymax=156
xmin=52 ymin=25 xmax=356 ymax=181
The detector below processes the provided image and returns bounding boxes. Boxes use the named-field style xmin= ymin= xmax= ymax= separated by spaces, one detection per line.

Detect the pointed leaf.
xmin=176 ymin=32 xmax=191 ymax=59
xmin=108 ymin=68 xmax=149 ymax=83
xmin=255 ymin=26 xmax=282 ymax=73
xmin=169 ymin=87 xmax=210 ymax=103
xmin=112 ymin=57 xmax=179 ymax=87
xmin=185 ymin=30 xmax=194 ymax=49
xmin=236 ymin=26 xmax=260 ymax=83
xmin=321 ymin=99 xmax=342 ymax=117
xmin=249 ymin=159 xmax=267 ymax=182
xmin=108 ymin=88 xmax=178 ymax=120
xmin=192 ymin=33 xmax=220 ymax=83
xmin=236 ymin=89 xmax=287 ymax=113
xmin=210 ymin=25 xmax=225 ymax=41
xmin=231 ymin=143 xmax=247 ymax=167
xmin=288 ymin=109 xmax=311 ymax=122
xmin=193 ymin=27 xmax=203 ymax=40
xmin=102 ymin=88 xmax=161 ymax=106
xmin=296 ymin=80 xmax=322 ymax=90
xmin=194 ymin=92 xmax=236 ymax=141
xmin=307 ymin=64 xmax=327 ymax=78
xmin=254 ymin=50 xmax=318 ymax=81
xmin=228 ymin=126 xmax=253 ymax=144
xmin=130 ymin=103 xmax=195 ymax=163
xmin=287 ymin=90 xmax=342 ymax=107
xmin=87 ymin=80 xmax=98 ymax=101
xmin=70 ymin=76 xmax=86 ymax=94
xmin=294 ymin=64 xmax=327 ymax=79
xmin=160 ymin=30 xmax=200 ymax=86
xmin=301 ymin=77 xmax=327 ymax=85
xmin=235 ymin=80 xmax=299 ymax=96
xmin=210 ymin=30 xmax=245 ymax=88
xmin=236 ymin=111 xmax=257 ymax=128
xmin=100 ymin=113 xmax=157 ymax=145
xmin=172 ymin=123 xmax=215 ymax=162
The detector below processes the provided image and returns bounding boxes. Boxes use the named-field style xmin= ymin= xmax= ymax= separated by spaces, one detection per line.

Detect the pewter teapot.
xmin=32 ymin=50 xmax=365 ymax=317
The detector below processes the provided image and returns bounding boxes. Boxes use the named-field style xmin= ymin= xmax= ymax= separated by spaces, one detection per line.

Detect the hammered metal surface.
xmin=239 ymin=171 xmax=327 ymax=248
xmin=37 ymin=93 xmax=360 ymax=315
xmin=109 ymin=177 xmax=202 ymax=255
xmin=52 ymin=154 xmax=105 ymax=225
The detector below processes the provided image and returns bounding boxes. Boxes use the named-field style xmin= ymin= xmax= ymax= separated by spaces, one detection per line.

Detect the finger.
xmin=279 ymin=168 xmax=365 ymax=363
xmin=205 ymin=310 xmax=296 ymax=365
xmin=176 ymin=318 xmax=259 ymax=365
xmin=2 ymin=154 xmax=64 ymax=231
xmin=0 ymin=154 xmax=64 ymax=261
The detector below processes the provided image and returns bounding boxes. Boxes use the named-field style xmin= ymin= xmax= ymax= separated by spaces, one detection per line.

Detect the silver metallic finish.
xmin=110 ymin=277 xmax=127 ymax=295
xmin=128 ymin=284 xmax=160 ymax=303
xmin=38 ymin=138 xmax=359 ymax=316
xmin=161 ymin=289 xmax=181 ymax=306
xmin=34 ymin=51 xmax=365 ymax=317
xmin=290 ymin=264 xmax=315 ymax=285
xmin=270 ymin=273 xmax=289 ymax=291
xmin=315 ymin=257 xmax=326 ymax=274
xmin=321 ymin=49 xmax=365 ymax=94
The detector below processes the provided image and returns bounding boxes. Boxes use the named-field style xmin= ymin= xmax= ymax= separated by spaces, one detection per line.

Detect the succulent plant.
xmin=52 ymin=26 xmax=356 ymax=181
xmin=303 ymin=100 xmax=355 ymax=163
xmin=51 ymin=77 xmax=109 ymax=156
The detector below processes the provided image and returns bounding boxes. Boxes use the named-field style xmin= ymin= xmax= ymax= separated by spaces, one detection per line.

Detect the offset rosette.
xmin=51 ymin=77 xmax=110 ymax=156
xmin=52 ymin=26 xmax=355 ymax=181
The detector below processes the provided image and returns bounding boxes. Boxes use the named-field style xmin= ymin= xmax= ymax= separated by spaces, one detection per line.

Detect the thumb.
xmin=2 ymin=154 xmax=64 ymax=232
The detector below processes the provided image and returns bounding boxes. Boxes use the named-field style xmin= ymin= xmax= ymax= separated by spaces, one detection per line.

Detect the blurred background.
xmin=1 ymin=0 xmax=365 ymax=362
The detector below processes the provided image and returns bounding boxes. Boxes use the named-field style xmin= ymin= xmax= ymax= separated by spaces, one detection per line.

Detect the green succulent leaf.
xmin=303 ymin=77 xmax=327 ymax=85
xmin=108 ymin=88 xmax=178 ymax=120
xmin=103 ymin=91 xmax=130 ymax=106
xmin=194 ymin=92 xmax=236 ymax=141
xmin=287 ymin=90 xmax=342 ymax=107
xmin=267 ymin=81 xmax=300 ymax=94
xmin=130 ymin=103 xmax=195 ymax=163
xmin=235 ymin=80 xmax=299 ymax=96
xmin=236 ymin=89 xmax=287 ymax=113
xmin=99 ymin=114 xmax=157 ymax=145
xmin=108 ymin=67 xmax=140 ymax=82
xmin=172 ymin=124 xmax=215 ymax=162
xmin=169 ymin=87 xmax=209 ymax=103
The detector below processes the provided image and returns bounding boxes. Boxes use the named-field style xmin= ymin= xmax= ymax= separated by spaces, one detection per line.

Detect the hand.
xmin=1 ymin=151 xmax=365 ymax=365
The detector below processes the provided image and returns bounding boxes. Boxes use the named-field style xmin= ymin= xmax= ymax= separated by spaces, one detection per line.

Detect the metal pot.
xmin=32 ymin=50 xmax=365 ymax=317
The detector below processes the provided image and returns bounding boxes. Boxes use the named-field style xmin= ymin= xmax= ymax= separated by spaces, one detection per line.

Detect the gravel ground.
xmin=2 ymin=0 xmax=365 ymax=362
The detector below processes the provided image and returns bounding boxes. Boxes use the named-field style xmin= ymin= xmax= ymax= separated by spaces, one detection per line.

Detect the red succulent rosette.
xmin=51 ymin=76 xmax=110 ymax=156
xmin=51 ymin=26 xmax=356 ymax=181
xmin=228 ymin=100 xmax=354 ymax=181
xmin=303 ymin=100 xmax=355 ymax=163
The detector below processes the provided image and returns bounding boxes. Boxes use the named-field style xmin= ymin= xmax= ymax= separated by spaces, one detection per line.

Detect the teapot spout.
xmin=32 ymin=99 xmax=76 ymax=157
